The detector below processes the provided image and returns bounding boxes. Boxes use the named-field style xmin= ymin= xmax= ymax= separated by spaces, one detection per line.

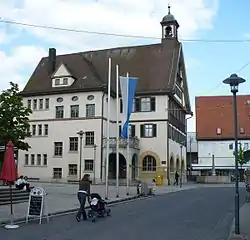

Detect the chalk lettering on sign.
xmin=26 ymin=187 xmax=48 ymax=224
xmin=28 ymin=195 xmax=42 ymax=216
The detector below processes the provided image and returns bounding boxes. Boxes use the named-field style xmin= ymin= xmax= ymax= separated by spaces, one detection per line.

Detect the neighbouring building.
xmin=193 ymin=95 xmax=250 ymax=176
xmin=18 ymin=7 xmax=192 ymax=184
xmin=186 ymin=132 xmax=198 ymax=179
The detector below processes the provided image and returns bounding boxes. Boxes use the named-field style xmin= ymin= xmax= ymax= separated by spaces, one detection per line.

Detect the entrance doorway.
xmin=108 ymin=153 xmax=127 ymax=179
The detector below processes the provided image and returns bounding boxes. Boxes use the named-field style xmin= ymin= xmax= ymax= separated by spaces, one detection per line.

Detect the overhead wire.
xmin=196 ymin=60 xmax=250 ymax=96
xmin=0 ymin=18 xmax=250 ymax=43
xmin=1 ymin=18 xmax=250 ymax=101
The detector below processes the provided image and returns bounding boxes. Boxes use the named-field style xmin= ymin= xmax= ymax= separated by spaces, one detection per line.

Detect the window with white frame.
xmin=37 ymin=154 xmax=41 ymax=165
xmin=27 ymin=100 xmax=31 ymax=109
xmin=63 ymin=78 xmax=68 ymax=85
xmin=55 ymin=106 xmax=64 ymax=119
xmin=84 ymin=159 xmax=94 ymax=171
xmin=44 ymin=124 xmax=48 ymax=136
xmin=244 ymin=143 xmax=249 ymax=150
xmin=55 ymin=79 xmax=60 ymax=85
xmin=33 ymin=99 xmax=37 ymax=110
xmin=69 ymin=137 xmax=78 ymax=151
xmin=31 ymin=154 xmax=35 ymax=165
xmin=140 ymin=97 xmax=151 ymax=112
xmin=86 ymin=104 xmax=95 ymax=117
xmin=54 ymin=142 xmax=63 ymax=156
xmin=216 ymin=128 xmax=222 ymax=135
xmin=85 ymin=131 xmax=94 ymax=145
xmin=45 ymin=98 xmax=49 ymax=109
xmin=38 ymin=124 xmax=42 ymax=135
xmin=68 ymin=164 xmax=77 ymax=176
xmin=140 ymin=124 xmax=157 ymax=138
xmin=43 ymin=154 xmax=47 ymax=165
xmin=142 ymin=155 xmax=156 ymax=171
xmin=70 ymin=105 xmax=79 ymax=118
xmin=53 ymin=168 xmax=62 ymax=178
xmin=25 ymin=154 xmax=29 ymax=165
xmin=32 ymin=125 xmax=36 ymax=135
xmin=39 ymin=99 xmax=43 ymax=110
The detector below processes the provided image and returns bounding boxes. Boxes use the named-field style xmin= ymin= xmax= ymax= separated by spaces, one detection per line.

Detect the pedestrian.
xmin=151 ymin=179 xmax=156 ymax=195
xmin=136 ymin=181 xmax=141 ymax=195
xmin=174 ymin=171 xmax=179 ymax=186
xmin=76 ymin=174 xmax=91 ymax=222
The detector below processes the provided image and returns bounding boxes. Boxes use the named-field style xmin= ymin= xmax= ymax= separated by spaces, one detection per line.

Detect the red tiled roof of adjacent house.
xmin=196 ymin=95 xmax=250 ymax=140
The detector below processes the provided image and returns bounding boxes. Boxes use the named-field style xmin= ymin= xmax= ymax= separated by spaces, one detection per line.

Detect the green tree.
xmin=233 ymin=144 xmax=250 ymax=168
xmin=0 ymin=82 xmax=32 ymax=150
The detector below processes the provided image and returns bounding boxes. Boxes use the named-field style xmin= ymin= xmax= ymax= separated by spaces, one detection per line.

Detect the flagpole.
xmin=105 ymin=57 xmax=111 ymax=200
xmin=126 ymin=72 xmax=130 ymax=195
xmin=116 ymin=64 xmax=120 ymax=198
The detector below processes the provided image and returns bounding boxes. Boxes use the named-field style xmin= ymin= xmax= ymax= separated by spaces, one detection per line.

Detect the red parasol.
xmin=0 ymin=141 xmax=18 ymax=216
xmin=0 ymin=141 xmax=18 ymax=184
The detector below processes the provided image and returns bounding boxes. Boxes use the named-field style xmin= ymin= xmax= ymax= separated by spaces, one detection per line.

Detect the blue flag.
xmin=119 ymin=76 xmax=137 ymax=138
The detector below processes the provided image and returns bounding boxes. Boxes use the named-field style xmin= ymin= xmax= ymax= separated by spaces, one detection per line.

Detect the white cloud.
xmin=0 ymin=46 xmax=46 ymax=90
xmin=0 ymin=0 xmax=219 ymax=90
xmin=1 ymin=0 xmax=218 ymax=49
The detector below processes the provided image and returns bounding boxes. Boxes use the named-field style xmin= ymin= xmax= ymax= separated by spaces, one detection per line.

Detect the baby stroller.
xmin=87 ymin=193 xmax=111 ymax=222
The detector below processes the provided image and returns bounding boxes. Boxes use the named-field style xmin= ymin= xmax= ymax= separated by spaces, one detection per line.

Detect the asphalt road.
xmin=0 ymin=187 xmax=246 ymax=240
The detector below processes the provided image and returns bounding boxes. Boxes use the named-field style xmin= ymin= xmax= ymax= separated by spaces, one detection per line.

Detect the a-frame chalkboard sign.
xmin=26 ymin=187 xmax=49 ymax=224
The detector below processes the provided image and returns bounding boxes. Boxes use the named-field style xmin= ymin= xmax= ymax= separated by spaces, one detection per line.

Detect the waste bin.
xmin=156 ymin=175 xmax=163 ymax=185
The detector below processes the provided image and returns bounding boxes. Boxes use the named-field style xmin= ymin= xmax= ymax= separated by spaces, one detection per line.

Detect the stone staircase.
xmin=0 ymin=187 xmax=30 ymax=206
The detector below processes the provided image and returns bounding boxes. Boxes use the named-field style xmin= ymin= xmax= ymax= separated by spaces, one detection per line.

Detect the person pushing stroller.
xmin=76 ymin=174 xmax=91 ymax=222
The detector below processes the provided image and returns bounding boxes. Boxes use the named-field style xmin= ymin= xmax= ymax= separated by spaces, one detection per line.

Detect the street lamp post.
xmin=77 ymin=130 xmax=84 ymax=181
xmin=93 ymin=144 xmax=97 ymax=184
xmin=223 ymin=73 xmax=246 ymax=235
xmin=180 ymin=145 xmax=183 ymax=188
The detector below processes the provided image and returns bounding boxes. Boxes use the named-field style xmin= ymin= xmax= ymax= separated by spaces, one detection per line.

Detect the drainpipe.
xmin=100 ymin=89 xmax=106 ymax=181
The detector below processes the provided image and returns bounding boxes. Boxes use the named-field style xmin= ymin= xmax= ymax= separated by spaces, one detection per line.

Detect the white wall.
xmin=19 ymin=91 xmax=103 ymax=181
xmin=197 ymin=140 xmax=250 ymax=168
xmin=18 ymin=90 xmax=187 ymax=181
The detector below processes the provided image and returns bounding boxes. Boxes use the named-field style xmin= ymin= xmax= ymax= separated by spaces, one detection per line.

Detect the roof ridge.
xmin=45 ymin=43 xmax=161 ymax=58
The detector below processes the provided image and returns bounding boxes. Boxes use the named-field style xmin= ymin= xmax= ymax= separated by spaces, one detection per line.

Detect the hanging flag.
xmin=120 ymin=76 xmax=137 ymax=138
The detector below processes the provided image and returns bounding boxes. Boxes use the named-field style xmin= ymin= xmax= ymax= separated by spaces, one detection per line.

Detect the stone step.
xmin=0 ymin=187 xmax=30 ymax=206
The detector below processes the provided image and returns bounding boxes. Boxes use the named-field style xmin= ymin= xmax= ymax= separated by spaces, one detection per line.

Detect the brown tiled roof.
xmin=196 ymin=95 xmax=250 ymax=140
xmin=20 ymin=40 xmax=191 ymax=111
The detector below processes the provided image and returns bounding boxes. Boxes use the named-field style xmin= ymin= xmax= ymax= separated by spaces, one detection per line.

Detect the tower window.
xmin=165 ymin=26 xmax=172 ymax=37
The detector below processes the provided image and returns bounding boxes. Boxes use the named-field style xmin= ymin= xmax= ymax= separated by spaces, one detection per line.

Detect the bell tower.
xmin=160 ymin=5 xmax=179 ymax=40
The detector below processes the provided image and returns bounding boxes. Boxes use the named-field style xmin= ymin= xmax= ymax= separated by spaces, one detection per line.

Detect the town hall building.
xmin=18 ymin=7 xmax=192 ymax=184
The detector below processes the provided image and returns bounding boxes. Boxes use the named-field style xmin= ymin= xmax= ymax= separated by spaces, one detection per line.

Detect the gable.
xmin=172 ymin=45 xmax=191 ymax=113
xmin=51 ymin=62 xmax=72 ymax=78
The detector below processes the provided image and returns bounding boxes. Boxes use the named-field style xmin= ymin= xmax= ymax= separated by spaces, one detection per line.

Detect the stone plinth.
xmin=196 ymin=175 xmax=231 ymax=184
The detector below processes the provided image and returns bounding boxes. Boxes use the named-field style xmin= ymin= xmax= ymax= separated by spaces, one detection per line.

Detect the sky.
xmin=0 ymin=0 xmax=250 ymax=132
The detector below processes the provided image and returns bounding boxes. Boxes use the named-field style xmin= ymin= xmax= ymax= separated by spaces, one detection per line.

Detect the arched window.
xmin=142 ymin=155 xmax=156 ymax=171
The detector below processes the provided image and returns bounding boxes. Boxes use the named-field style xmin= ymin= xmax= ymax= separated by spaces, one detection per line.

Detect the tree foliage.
xmin=0 ymin=82 xmax=32 ymax=150
xmin=233 ymin=144 xmax=250 ymax=167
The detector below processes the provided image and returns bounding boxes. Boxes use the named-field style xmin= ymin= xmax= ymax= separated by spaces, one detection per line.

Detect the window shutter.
xmin=140 ymin=125 xmax=144 ymax=138
xmin=135 ymin=98 xmax=140 ymax=112
xmin=153 ymin=124 xmax=157 ymax=137
xmin=120 ymin=99 xmax=123 ymax=113
xmin=131 ymin=125 xmax=135 ymax=137
xmin=150 ymin=97 xmax=156 ymax=111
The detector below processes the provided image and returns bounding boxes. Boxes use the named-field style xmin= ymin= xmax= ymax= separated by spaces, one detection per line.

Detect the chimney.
xmin=48 ymin=48 xmax=56 ymax=75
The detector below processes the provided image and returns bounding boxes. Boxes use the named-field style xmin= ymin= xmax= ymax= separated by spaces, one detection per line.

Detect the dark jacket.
xmin=79 ymin=180 xmax=90 ymax=194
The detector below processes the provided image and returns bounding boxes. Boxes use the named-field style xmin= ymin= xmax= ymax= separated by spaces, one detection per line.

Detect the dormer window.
xmin=55 ymin=79 xmax=60 ymax=85
xmin=63 ymin=78 xmax=68 ymax=85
